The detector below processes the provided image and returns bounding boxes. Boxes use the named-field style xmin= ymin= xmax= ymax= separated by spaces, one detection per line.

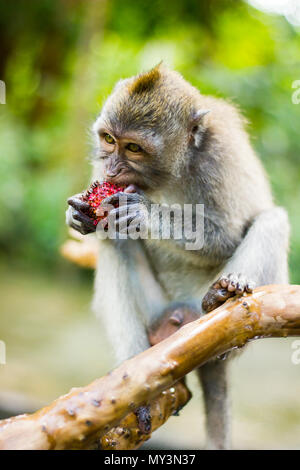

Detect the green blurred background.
xmin=0 ymin=0 xmax=300 ymax=449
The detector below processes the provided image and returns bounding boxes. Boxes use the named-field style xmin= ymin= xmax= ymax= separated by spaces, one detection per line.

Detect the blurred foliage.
xmin=0 ymin=0 xmax=299 ymax=280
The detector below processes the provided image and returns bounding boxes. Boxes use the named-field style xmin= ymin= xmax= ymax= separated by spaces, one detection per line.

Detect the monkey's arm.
xmin=203 ymin=207 xmax=289 ymax=312
xmin=65 ymin=194 xmax=151 ymax=359
xmin=200 ymin=207 xmax=289 ymax=448
xmin=93 ymin=238 xmax=168 ymax=364
xmin=102 ymin=190 xmax=238 ymax=256
xmin=224 ymin=207 xmax=289 ymax=285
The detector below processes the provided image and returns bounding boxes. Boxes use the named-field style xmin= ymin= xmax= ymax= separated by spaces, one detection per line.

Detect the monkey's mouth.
xmin=105 ymin=170 xmax=149 ymax=190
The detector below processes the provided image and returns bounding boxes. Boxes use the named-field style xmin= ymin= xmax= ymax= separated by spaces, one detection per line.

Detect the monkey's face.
xmin=93 ymin=120 xmax=170 ymax=191
xmin=92 ymin=65 xmax=209 ymax=190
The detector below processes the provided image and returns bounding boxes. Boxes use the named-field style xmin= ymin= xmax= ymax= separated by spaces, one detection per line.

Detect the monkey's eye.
xmin=126 ymin=143 xmax=142 ymax=153
xmin=104 ymin=133 xmax=115 ymax=144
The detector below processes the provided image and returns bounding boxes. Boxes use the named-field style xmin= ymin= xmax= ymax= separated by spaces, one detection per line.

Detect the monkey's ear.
xmin=191 ymin=109 xmax=210 ymax=148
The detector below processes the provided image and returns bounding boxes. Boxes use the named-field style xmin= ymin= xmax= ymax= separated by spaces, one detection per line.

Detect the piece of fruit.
xmin=82 ymin=181 xmax=124 ymax=226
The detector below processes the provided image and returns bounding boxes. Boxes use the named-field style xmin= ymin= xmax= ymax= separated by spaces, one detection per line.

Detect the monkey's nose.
xmin=106 ymin=169 xmax=120 ymax=178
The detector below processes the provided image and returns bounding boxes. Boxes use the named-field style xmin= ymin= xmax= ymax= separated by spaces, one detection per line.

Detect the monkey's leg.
xmin=93 ymin=239 xmax=153 ymax=362
xmin=198 ymin=207 xmax=289 ymax=449
xmin=93 ymin=238 xmax=168 ymax=435
xmin=93 ymin=236 xmax=168 ymax=355
xmin=223 ymin=206 xmax=289 ymax=286
xmin=197 ymin=359 xmax=230 ymax=450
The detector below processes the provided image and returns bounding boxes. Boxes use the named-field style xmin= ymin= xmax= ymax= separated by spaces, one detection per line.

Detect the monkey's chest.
xmin=144 ymin=241 xmax=220 ymax=303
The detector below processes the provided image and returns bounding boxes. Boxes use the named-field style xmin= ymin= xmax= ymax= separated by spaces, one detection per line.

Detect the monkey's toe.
xmin=218 ymin=273 xmax=255 ymax=296
xmin=203 ymin=273 xmax=255 ymax=313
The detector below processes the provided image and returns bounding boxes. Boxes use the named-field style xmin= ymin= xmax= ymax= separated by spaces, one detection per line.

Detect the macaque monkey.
xmin=66 ymin=65 xmax=289 ymax=449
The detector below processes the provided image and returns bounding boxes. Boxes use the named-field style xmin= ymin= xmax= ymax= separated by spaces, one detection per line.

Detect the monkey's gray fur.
xmin=66 ymin=65 xmax=290 ymax=449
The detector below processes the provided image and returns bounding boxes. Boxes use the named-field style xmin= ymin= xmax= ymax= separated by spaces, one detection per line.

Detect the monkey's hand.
xmin=101 ymin=185 xmax=150 ymax=235
xmin=202 ymin=273 xmax=255 ymax=313
xmin=66 ymin=194 xmax=96 ymax=235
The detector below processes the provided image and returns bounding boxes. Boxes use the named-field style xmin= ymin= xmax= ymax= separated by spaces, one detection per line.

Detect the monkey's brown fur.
xmin=128 ymin=63 xmax=161 ymax=95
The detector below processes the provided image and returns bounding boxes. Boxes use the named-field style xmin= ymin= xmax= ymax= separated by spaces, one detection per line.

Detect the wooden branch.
xmin=1 ymin=284 xmax=300 ymax=450
xmin=99 ymin=380 xmax=190 ymax=450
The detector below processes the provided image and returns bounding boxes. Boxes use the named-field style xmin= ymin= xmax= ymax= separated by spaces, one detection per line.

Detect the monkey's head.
xmin=92 ymin=64 xmax=210 ymax=191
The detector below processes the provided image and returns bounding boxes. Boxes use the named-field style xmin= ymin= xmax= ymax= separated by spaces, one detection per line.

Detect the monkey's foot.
xmin=135 ymin=405 xmax=152 ymax=434
xmin=202 ymin=273 xmax=255 ymax=313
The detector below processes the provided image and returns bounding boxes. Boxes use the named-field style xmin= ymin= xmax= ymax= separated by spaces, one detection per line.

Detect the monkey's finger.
xmin=127 ymin=219 xmax=142 ymax=234
xmin=95 ymin=205 xmax=111 ymax=218
xmin=107 ymin=212 xmax=125 ymax=229
xmin=113 ymin=214 xmax=137 ymax=233
xmin=246 ymin=281 xmax=255 ymax=293
xmin=236 ymin=274 xmax=247 ymax=294
xmin=124 ymin=184 xmax=141 ymax=194
xmin=107 ymin=207 xmax=129 ymax=224
xmin=227 ymin=273 xmax=239 ymax=292
xmin=103 ymin=192 xmax=140 ymax=208
xmin=212 ymin=280 xmax=222 ymax=289
xmin=101 ymin=193 xmax=123 ymax=206
xmin=118 ymin=203 xmax=143 ymax=219
xmin=235 ymin=285 xmax=244 ymax=295
xmin=121 ymin=192 xmax=140 ymax=204
xmin=219 ymin=275 xmax=229 ymax=288
xmin=68 ymin=196 xmax=90 ymax=213
xmin=69 ymin=220 xmax=95 ymax=235
xmin=109 ymin=205 xmax=131 ymax=220
xmin=97 ymin=217 xmax=108 ymax=231
xmin=73 ymin=210 xmax=96 ymax=231
xmin=66 ymin=206 xmax=93 ymax=235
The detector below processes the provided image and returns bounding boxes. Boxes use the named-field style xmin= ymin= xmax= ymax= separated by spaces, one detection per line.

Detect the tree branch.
xmin=99 ymin=380 xmax=191 ymax=450
xmin=0 ymin=284 xmax=300 ymax=450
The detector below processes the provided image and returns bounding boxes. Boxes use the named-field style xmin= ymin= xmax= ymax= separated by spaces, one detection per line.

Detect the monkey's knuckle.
xmin=71 ymin=222 xmax=83 ymax=233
